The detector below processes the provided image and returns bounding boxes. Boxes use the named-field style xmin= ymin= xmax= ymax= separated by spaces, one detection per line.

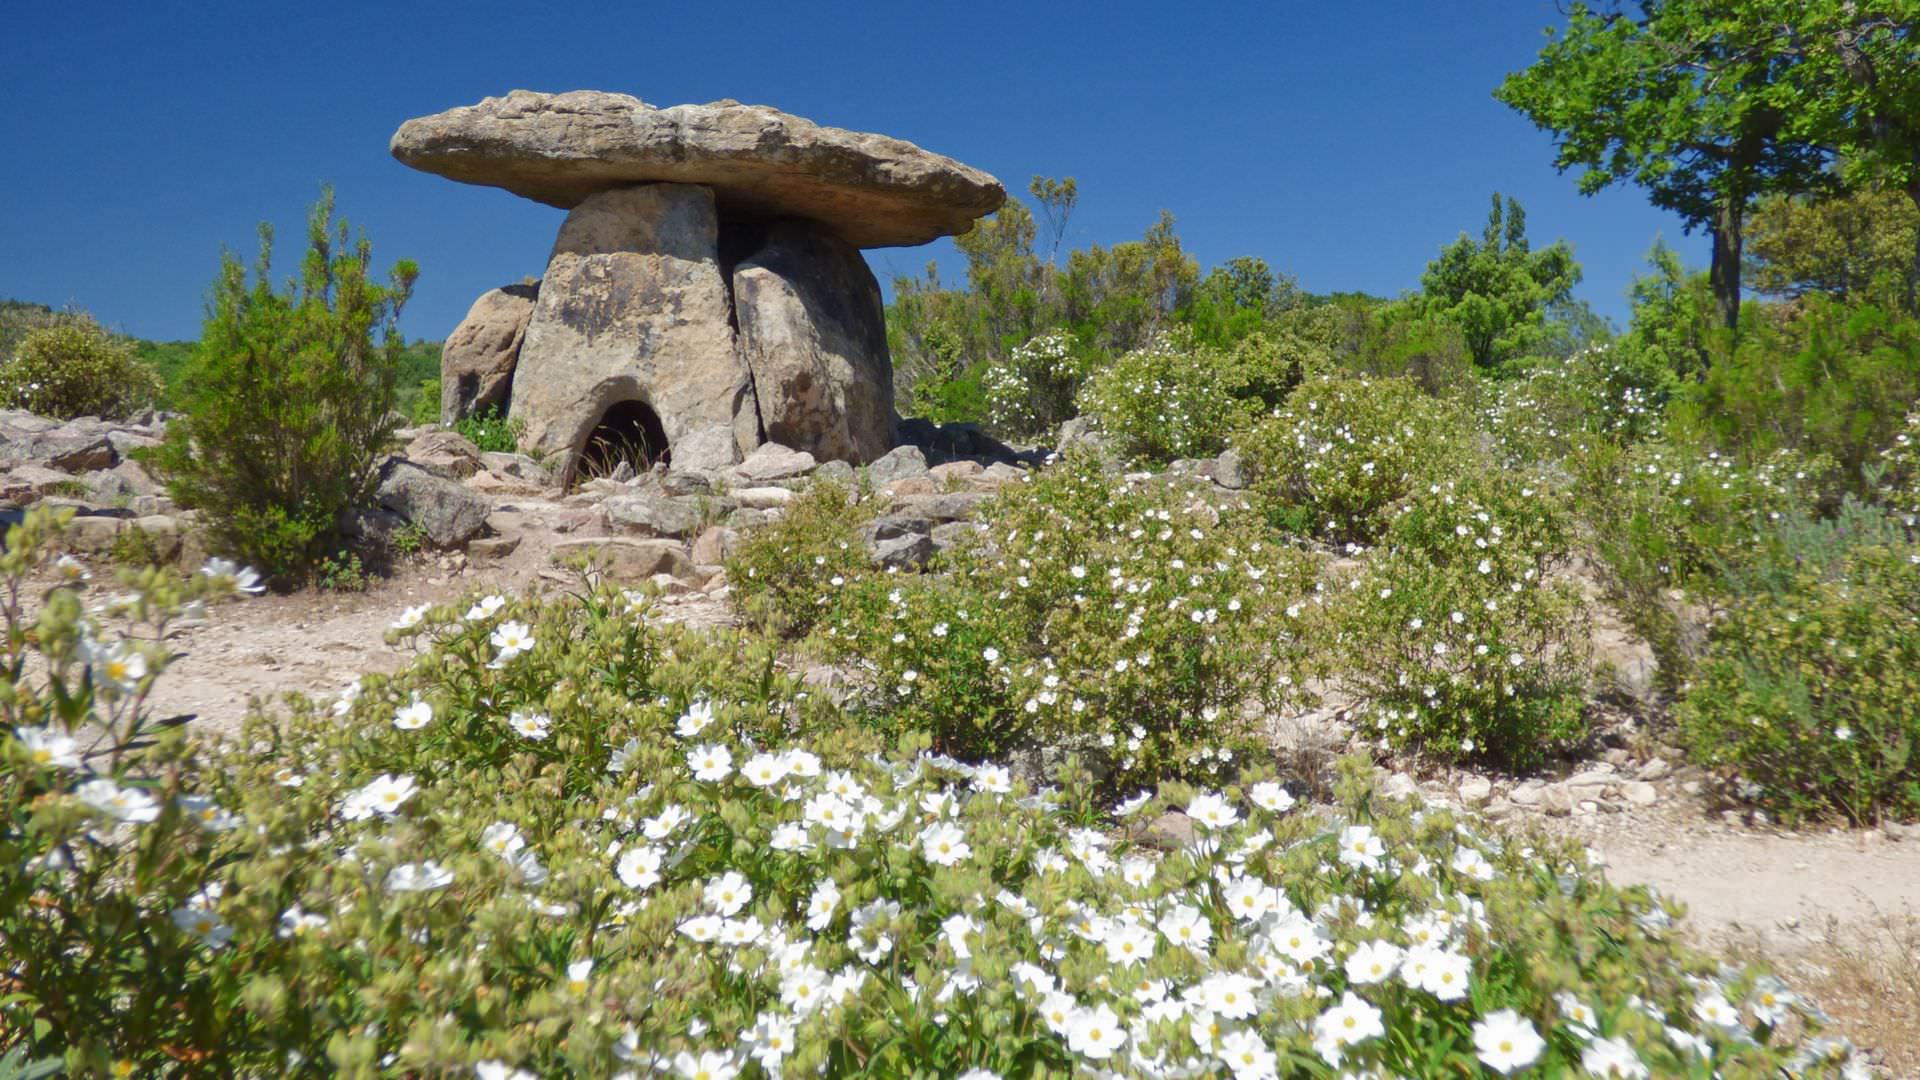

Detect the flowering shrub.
xmin=1884 ymin=411 xmax=1919 ymax=523
xmin=0 ymin=529 xmax=1869 ymax=1073
xmin=727 ymin=481 xmax=875 ymax=638
xmin=1234 ymin=374 xmax=1478 ymax=545
xmin=982 ymin=331 xmax=1091 ymax=441
xmin=0 ymin=315 xmax=163 ymax=420
xmin=1569 ymin=442 xmax=1840 ymax=693
xmin=1075 ymin=331 xmax=1315 ymax=465
xmin=817 ymin=457 xmax=1327 ymax=783
xmin=1331 ymin=474 xmax=1591 ymax=768
xmin=1482 ymin=343 xmax=1674 ymax=467
xmin=1678 ymin=541 xmax=1920 ymax=825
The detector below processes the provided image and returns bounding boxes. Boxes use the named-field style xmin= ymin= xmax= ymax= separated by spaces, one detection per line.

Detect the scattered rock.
xmin=1541 ymin=784 xmax=1575 ymax=816
xmin=879 ymin=475 xmax=936 ymax=499
xmin=467 ymin=534 xmax=522 ymax=562
xmin=813 ymin=459 xmax=856 ymax=486
xmin=1457 ymin=777 xmax=1492 ymax=805
xmin=374 ymin=458 xmax=492 ymax=547
xmin=691 ymin=526 xmax=739 ymax=565
xmin=1637 ymin=758 xmax=1672 ymax=781
xmin=1381 ymin=772 xmax=1419 ymax=800
xmin=1147 ymin=811 xmax=1196 ymax=849
xmin=930 ymin=521 xmax=980 ymax=552
xmin=603 ymin=493 xmax=707 ymax=539
xmin=1621 ymin=781 xmax=1659 ymax=807
xmin=929 ymin=460 xmax=983 ymax=486
xmin=407 ymin=430 xmax=485 ymax=480
xmin=1213 ymin=447 xmax=1249 ymax=489
xmin=733 ymin=487 xmax=795 ymax=510
xmin=731 ymin=443 xmax=818 ymax=484
xmin=871 ymin=532 xmax=933 ymax=570
xmin=1509 ymin=781 xmax=1545 ymax=807
xmin=549 ymin=537 xmax=694 ymax=582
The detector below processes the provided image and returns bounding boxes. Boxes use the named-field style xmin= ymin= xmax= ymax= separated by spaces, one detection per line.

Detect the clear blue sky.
xmin=1 ymin=1 xmax=1706 ymax=344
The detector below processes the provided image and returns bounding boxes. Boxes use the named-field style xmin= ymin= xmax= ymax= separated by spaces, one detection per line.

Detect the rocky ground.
xmin=7 ymin=409 xmax=1918 ymax=1071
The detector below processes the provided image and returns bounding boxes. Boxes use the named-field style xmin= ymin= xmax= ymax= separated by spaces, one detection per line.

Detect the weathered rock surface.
xmin=603 ymin=492 xmax=707 ymax=539
xmin=733 ymin=221 xmax=894 ymax=462
xmin=550 ymin=536 xmax=693 ymax=582
xmin=406 ymin=430 xmax=485 ymax=480
xmin=729 ymin=443 xmax=817 ymax=484
xmin=867 ymin=445 xmax=929 ymax=486
xmin=391 ymin=91 xmax=1004 ymax=248
xmin=511 ymin=184 xmax=759 ymax=478
xmin=440 ymin=282 xmax=538 ymax=423
xmin=374 ymin=458 xmax=492 ymax=547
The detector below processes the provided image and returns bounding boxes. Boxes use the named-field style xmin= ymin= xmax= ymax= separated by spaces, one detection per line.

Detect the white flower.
xmin=1406 ymin=946 xmax=1471 ymax=1000
xmin=1692 ymin=992 xmax=1740 ymax=1029
xmin=385 ymin=860 xmax=454 ymax=892
xmin=971 ymin=765 xmax=1013 ymax=794
xmin=1202 ymin=972 xmax=1260 ymax=1019
xmin=490 ymin=621 xmax=534 ymax=661
xmin=14 ymin=726 xmax=80 ymax=770
xmin=1336 ymin=824 xmax=1385 ymax=869
xmin=920 ymin=821 xmax=972 ymax=866
xmin=393 ymin=698 xmax=433 ymax=730
xmin=687 ymin=744 xmax=733 ymax=782
xmin=981 ymin=646 xmax=1001 ymax=664
xmin=748 ymin=1015 xmax=796 ymax=1070
xmin=1217 ymin=1028 xmax=1277 ymax=1079
xmin=1581 ymin=1035 xmax=1648 ymax=1078
xmin=341 ymin=774 xmax=417 ymax=820
xmin=741 ymin=752 xmax=788 ymax=787
xmin=277 ymin=905 xmax=327 ymax=939
xmin=507 ymin=711 xmax=551 ymax=740
xmin=200 ymin=557 xmax=265 ymax=595
xmin=171 ymin=905 xmax=233 ymax=949
xmin=392 ymin=603 xmax=431 ymax=631
xmin=53 ymin=554 xmax=90 ymax=584
xmin=481 ymin=822 xmax=525 ymax=858
xmin=1114 ymin=790 xmax=1153 ymax=817
xmin=1066 ymin=1003 xmax=1126 ymax=1060
xmin=677 ymin=915 xmax=723 ymax=943
xmin=1344 ymin=939 xmax=1403 ymax=984
xmin=676 ymin=699 xmax=716 ymax=737
xmin=88 ymin=640 xmax=147 ymax=692
xmin=616 ymin=845 xmax=664 ymax=890
xmin=563 ymin=958 xmax=593 ymax=993
xmin=669 ymin=1049 xmax=737 ymax=1079
xmin=1473 ymin=1009 xmax=1545 ymax=1074
xmin=1450 ymin=846 xmax=1495 ymax=881
xmin=475 ymin=1062 xmax=535 ymax=1080
xmin=177 ymin=795 xmax=241 ymax=831
xmin=1248 ymin=781 xmax=1294 ymax=813
xmin=1187 ymin=791 xmax=1240 ymax=831
xmin=704 ymin=871 xmax=752 ymax=916
xmin=1157 ymin=904 xmax=1212 ymax=952
xmin=1312 ymin=991 xmax=1384 ymax=1065
xmin=464 ymin=594 xmax=507 ymax=621
xmin=769 ymin=823 xmax=811 ymax=851
xmin=1103 ymin=921 xmax=1156 ymax=967
xmin=805 ymin=880 xmax=840 ymax=931
xmin=75 ymin=778 xmax=160 ymax=823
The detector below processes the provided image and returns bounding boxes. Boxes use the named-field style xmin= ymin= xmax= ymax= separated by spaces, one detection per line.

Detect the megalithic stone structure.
xmin=391 ymin=90 xmax=1004 ymax=480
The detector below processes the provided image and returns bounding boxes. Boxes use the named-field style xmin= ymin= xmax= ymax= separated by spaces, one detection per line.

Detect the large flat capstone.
xmin=391 ymin=90 xmax=1005 ymax=248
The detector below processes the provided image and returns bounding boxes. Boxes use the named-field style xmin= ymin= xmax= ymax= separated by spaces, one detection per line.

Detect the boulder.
xmin=1213 ymin=447 xmax=1249 ymax=489
xmin=871 ymin=532 xmax=933 ymax=570
xmin=374 ymin=458 xmax=491 ymax=547
xmin=930 ymin=521 xmax=980 ymax=552
xmin=730 ymin=443 xmax=817 ymax=483
xmin=603 ymin=493 xmax=706 ymax=539
xmin=391 ymin=91 xmax=1004 ymax=249
xmin=468 ymin=534 xmax=522 ymax=563
xmin=929 ymin=460 xmax=983 ymax=485
xmin=550 ymin=537 xmax=694 ymax=583
xmin=441 ymin=282 xmax=538 ymax=422
xmin=0 ymin=428 xmax=116 ymax=473
xmin=867 ymin=445 xmax=929 ymax=486
xmin=672 ymin=423 xmax=743 ymax=475
xmin=511 ymin=184 xmax=759 ymax=480
xmin=733 ymin=221 xmax=895 ymax=462
xmin=893 ymin=491 xmax=990 ymax=523
xmin=691 ymin=525 xmax=739 ymax=565
xmin=733 ymin=486 xmax=795 ymax=510
xmin=407 ymin=430 xmax=485 ymax=480
xmin=480 ymin=451 xmax=550 ymax=483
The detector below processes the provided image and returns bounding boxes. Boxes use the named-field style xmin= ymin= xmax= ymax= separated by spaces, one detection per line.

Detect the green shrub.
xmin=317 ymin=549 xmax=369 ymax=592
xmin=982 ymin=331 xmax=1092 ymax=440
xmin=1883 ymin=410 xmax=1920 ymax=522
xmin=454 ymin=404 xmax=525 ymax=454
xmin=1484 ymin=342 xmax=1674 ymax=467
xmin=0 ymin=315 xmax=162 ymax=420
xmin=1331 ymin=472 xmax=1591 ymax=768
xmin=150 ymin=190 xmax=417 ymax=587
xmin=410 ymin=376 xmax=441 ymax=425
xmin=1076 ymin=330 xmax=1319 ymax=464
xmin=818 ymin=456 xmax=1326 ymax=781
xmin=1570 ymin=442 xmax=1840 ymax=692
xmin=725 ymin=481 xmax=874 ymax=637
xmin=0 ymin=509 xmax=1868 ymax=1075
xmin=1235 ymin=374 xmax=1478 ymax=545
xmin=1678 ymin=541 xmax=1920 ymax=824
xmin=1668 ymin=297 xmax=1920 ymax=495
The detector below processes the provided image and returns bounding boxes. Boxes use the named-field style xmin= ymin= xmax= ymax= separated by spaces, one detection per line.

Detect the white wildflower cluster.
xmin=983 ymin=331 xmax=1086 ymax=439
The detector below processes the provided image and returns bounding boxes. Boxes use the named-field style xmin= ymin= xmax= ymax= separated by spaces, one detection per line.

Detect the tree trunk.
xmin=1709 ymin=198 xmax=1745 ymax=332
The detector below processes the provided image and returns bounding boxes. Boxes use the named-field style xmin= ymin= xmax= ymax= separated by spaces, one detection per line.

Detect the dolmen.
xmin=392 ymin=90 xmax=1004 ymax=480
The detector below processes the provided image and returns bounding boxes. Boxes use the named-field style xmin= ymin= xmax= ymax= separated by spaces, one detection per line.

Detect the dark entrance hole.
xmin=580 ymin=400 xmax=670 ymax=479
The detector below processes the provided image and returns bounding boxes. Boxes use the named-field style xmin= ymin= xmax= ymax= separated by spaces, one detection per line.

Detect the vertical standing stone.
xmin=440 ymin=281 xmax=538 ymax=423
xmin=732 ymin=220 xmax=896 ymax=463
xmin=511 ymin=184 xmax=760 ymax=478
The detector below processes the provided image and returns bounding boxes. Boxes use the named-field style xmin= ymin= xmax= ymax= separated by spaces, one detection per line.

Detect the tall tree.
xmin=1497 ymin=2 xmax=1832 ymax=332
xmin=1417 ymin=194 xmax=1581 ymax=368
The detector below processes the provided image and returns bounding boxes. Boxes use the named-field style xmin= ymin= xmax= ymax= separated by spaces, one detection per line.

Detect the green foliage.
xmin=1668 ymin=296 xmax=1920 ymax=493
xmin=1415 ymin=194 xmax=1582 ymax=368
xmin=109 ymin=523 xmax=169 ymax=569
xmin=1484 ymin=343 xmax=1674 ymax=466
xmin=0 ymin=298 xmax=61 ymax=361
xmin=1748 ymin=186 xmax=1920 ymax=309
xmin=981 ymin=331 xmax=1092 ymax=440
xmin=454 ymin=404 xmax=525 ymax=454
xmin=411 ymin=377 xmax=441 ymax=425
xmin=1330 ymin=473 xmax=1592 ymax=769
xmin=1077 ymin=330 xmax=1321 ymax=464
xmin=725 ymin=481 xmax=873 ymax=638
xmin=150 ymin=189 xmax=417 ymax=587
xmin=317 ymin=549 xmax=369 ymax=592
xmin=1678 ymin=540 xmax=1920 ymax=824
xmin=1496 ymin=3 xmax=1836 ymax=328
xmin=1182 ymin=256 xmax=1300 ymax=347
xmin=816 ymin=456 xmax=1325 ymax=783
xmin=1884 ymin=410 xmax=1920 ymax=521
xmin=0 ymin=505 xmax=1867 ymax=1076
xmin=0 ymin=315 xmax=162 ymax=420
xmin=1236 ymin=374 xmax=1479 ymax=545
xmin=131 ymin=338 xmax=196 ymax=407
xmin=1619 ymin=240 xmax=1719 ymax=380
